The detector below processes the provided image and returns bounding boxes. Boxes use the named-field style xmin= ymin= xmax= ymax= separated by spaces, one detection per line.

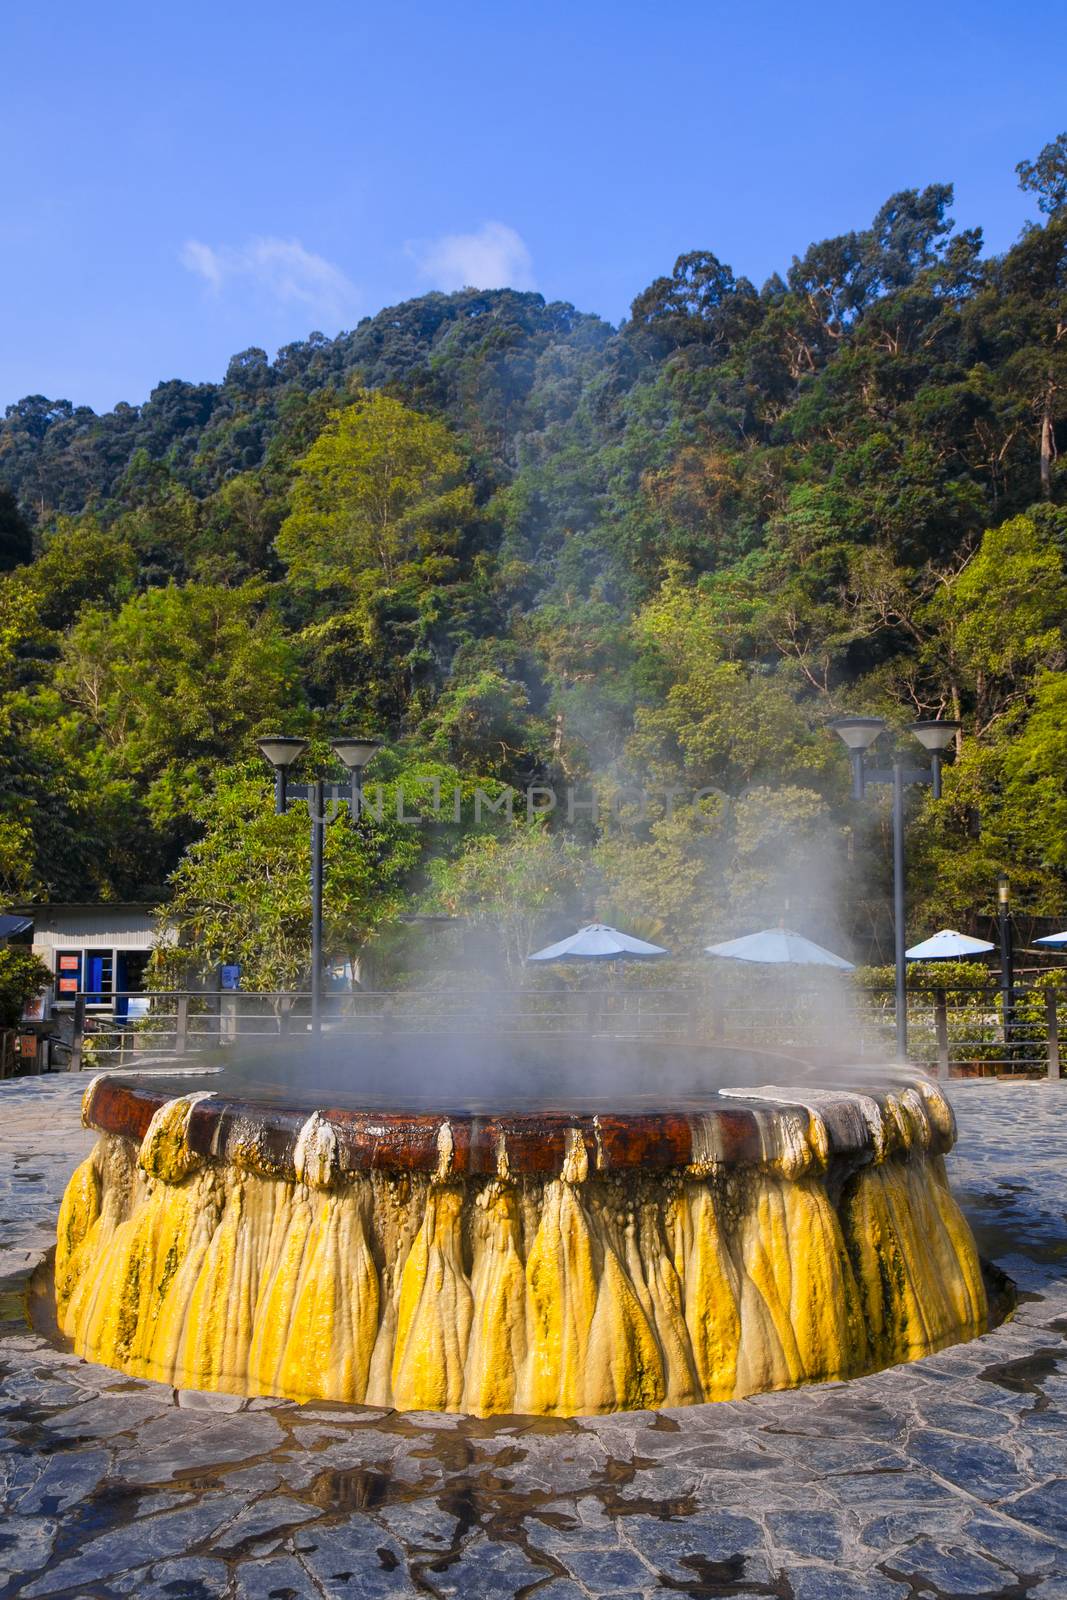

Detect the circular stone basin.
xmin=53 ymin=1040 xmax=989 ymax=1416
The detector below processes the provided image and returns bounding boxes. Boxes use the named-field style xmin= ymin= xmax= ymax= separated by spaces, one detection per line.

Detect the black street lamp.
xmin=829 ymin=716 xmax=959 ymax=1059
xmin=257 ymin=734 xmax=382 ymax=1037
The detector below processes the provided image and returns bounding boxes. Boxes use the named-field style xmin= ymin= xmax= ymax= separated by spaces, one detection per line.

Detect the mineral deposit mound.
xmin=53 ymin=1038 xmax=988 ymax=1416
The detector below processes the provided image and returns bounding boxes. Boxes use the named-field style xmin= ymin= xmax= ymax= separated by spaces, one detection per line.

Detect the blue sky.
xmin=3 ymin=0 xmax=1063 ymax=413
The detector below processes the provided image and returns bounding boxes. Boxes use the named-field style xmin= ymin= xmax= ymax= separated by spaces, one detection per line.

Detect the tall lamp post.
xmin=257 ymin=735 xmax=382 ymax=1038
xmin=828 ymin=716 xmax=959 ymax=1059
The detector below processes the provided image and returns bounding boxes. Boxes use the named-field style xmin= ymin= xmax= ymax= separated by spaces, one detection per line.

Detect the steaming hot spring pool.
xmin=51 ymin=1039 xmax=992 ymax=1416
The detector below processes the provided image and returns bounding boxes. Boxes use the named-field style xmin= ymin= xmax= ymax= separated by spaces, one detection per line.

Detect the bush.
xmin=0 ymin=948 xmax=51 ymax=1027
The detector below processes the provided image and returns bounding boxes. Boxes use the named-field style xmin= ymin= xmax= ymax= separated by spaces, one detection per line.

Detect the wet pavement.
xmin=1 ymin=1072 xmax=1066 ymax=1599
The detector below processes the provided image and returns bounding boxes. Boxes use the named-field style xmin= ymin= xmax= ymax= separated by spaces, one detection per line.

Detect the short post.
xmin=175 ymin=993 xmax=189 ymax=1055
xmin=310 ymin=779 xmax=325 ymax=1040
xmin=69 ymin=996 xmax=86 ymax=1072
xmin=1046 ymin=988 xmax=1060 ymax=1081
xmin=934 ymin=989 xmax=949 ymax=1081
xmin=998 ymin=874 xmax=1015 ymax=1057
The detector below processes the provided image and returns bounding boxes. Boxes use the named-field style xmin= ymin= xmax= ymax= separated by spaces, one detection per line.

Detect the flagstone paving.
xmin=1 ymin=1072 xmax=1065 ymax=1599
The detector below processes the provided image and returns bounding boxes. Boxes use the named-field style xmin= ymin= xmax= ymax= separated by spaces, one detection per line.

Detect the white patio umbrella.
xmin=1033 ymin=931 xmax=1067 ymax=948
xmin=703 ymin=928 xmax=854 ymax=971
xmin=905 ymin=929 xmax=995 ymax=961
xmin=527 ymin=923 xmax=669 ymax=962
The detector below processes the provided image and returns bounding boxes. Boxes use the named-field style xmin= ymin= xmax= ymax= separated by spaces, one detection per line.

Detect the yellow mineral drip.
xmin=54 ymin=1111 xmax=991 ymax=1417
xmin=391 ymin=1185 xmax=472 ymax=1410
xmin=464 ymin=1182 xmax=527 ymax=1414
xmin=522 ymin=1169 xmax=598 ymax=1412
xmin=670 ymin=1183 xmax=740 ymax=1401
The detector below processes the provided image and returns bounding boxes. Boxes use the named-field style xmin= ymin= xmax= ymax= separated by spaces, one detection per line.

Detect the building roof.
xmin=4 ymin=901 xmax=164 ymax=915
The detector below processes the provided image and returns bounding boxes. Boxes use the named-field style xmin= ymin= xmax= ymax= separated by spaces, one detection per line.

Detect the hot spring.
xmin=52 ymin=1039 xmax=989 ymax=1416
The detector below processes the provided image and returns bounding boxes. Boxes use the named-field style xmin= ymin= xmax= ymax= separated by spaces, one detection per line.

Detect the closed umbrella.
xmin=704 ymin=928 xmax=854 ymax=971
xmin=905 ymin=929 xmax=995 ymax=961
xmin=528 ymin=923 xmax=669 ymax=962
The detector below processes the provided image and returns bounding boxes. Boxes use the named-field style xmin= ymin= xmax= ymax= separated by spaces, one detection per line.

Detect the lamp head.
xmin=828 ymin=715 xmax=885 ymax=752
xmin=257 ymin=736 xmax=309 ymax=769
xmin=909 ymin=720 xmax=960 ymax=753
xmin=330 ymin=736 xmax=383 ymax=772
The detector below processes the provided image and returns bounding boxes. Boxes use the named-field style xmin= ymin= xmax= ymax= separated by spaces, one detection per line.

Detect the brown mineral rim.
xmin=82 ymin=1065 xmax=956 ymax=1184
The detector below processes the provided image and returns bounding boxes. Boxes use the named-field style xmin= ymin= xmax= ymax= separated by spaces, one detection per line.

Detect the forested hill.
xmin=2 ymin=142 xmax=1066 ymax=963
xmin=0 ymin=292 xmax=610 ymax=521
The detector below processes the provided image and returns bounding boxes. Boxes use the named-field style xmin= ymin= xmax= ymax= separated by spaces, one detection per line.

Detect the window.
xmin=55 ymin=951 xmax=81 ymax=999
xmin=83 ymin=952 xmax=113 ymax=1005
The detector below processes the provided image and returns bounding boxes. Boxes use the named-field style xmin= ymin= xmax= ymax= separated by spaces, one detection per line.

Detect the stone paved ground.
xmin=1 ymin=1072 xmax=1065 ymax=1600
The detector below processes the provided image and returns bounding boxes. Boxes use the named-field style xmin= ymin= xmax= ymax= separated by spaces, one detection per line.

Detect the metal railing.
xmin=18 ymin=983 xmax=1064 ymax=1081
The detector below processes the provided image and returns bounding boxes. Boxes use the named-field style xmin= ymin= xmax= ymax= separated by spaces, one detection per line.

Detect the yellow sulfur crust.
xmin=54 ymin=1095 xmax=988 ymax=1417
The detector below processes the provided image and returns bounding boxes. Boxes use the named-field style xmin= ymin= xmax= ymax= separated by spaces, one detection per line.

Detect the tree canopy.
xmin=2 ymin=137 xmax=1066 ymax=967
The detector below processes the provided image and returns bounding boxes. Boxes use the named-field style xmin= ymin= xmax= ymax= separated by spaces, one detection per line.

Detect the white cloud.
xmin=409 ymin=221 xmax=535 ymax=293
xmin=180 ymin=235 xmax=359 ymax=320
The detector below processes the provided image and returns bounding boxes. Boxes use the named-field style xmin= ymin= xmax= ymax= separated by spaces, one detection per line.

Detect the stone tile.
xmin=0 ymin=1515 xmax=58 ymax=1585
xmin=790 ymin=1569 xmax=909 ymax=1599
xmin=859 ymin=1508 xmax=968 ymax=1550
xmin=298 ymin=1522 xmax=418 ymax=1596
xmin=882 ymin=1537 xmax=1017 ymax=1594
xmin=830 ymin=1470 xmax=964 ymax=1508
xmin=14 ymin=1447 xmax=110 ymax=1515
xmin=234 ymin=1554 xmax=325 ymax=1598
xmin=906 ymin=1430 xmax=1030 ymax=1500
xmin=416 ymin=1536 xmax=552 ymax=1597
xmin=912 ymin=1397 xmax=1020 ymax=1438
xmin=175 ymin=1387 xmax=249 ymax=1412
xmin=38 ymin=1390 xmax=174 ymax=1441
xmin=136 ymin=1556 xmax=232 ymax=1597
xmin=1003 ymin=1478 xmax=1067 ymax=1542
xmin=960 ymin=1511 xmax=1062 ymax=1573
xmin=529 ymin=1513 xmax=622 ymax=1554
xmin=562 ymin=1546 xmax=654 ymax=1589
xmin=112 ymin=1410 xmax=287 ymax=1482
xmin=619 ymin=1511 xmax=767 ymax=1585
xmin=375 ymin=1499 xmax=465 ymax=1550
xmin=211 ymin=1493 xmax=323 ymax=1555
xmin=20 ymin=1494 xmax=244 ymax=1597
xmin=766 ymin=1510 xmax=846 ymax=1559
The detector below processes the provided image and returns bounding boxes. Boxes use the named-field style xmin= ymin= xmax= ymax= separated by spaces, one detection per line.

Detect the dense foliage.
xmin=2 ymin=135 xmax=1065 ymax=971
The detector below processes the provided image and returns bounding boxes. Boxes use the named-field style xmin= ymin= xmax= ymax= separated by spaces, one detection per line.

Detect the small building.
xmin=6 ymin=903 xmax=174 ymax=1015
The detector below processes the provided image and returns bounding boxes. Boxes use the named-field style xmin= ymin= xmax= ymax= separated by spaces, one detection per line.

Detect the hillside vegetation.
xmin=2 ymin=135 xmax=1065 ymax=973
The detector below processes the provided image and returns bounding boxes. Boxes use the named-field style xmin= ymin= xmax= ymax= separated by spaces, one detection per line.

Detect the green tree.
xmin=429 ymin=824 xmax=586 ymax=972
xmin=0 ymin=489 xmax=32 ymax=571
xmin=154 ymin=763 xmax=448 ymax=990
xmin=1016 ymin=132 xmax=1067 ymax=218
xmin=0 ymin=949 xmax=51 ymax=1027
xmin=55 ymin=582 xmax=299 ymax=829
xmin=276 ymin=392 xmax=474 ymax=591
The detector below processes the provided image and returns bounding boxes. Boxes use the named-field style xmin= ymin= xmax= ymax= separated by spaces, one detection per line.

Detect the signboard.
xmin=56 ymin=951 xmax=81 ymax=1001
xmin=220 ymin=965 xmax=241 ymax=992
xmin=22 ymin=991 xmax=47 ymax=1022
